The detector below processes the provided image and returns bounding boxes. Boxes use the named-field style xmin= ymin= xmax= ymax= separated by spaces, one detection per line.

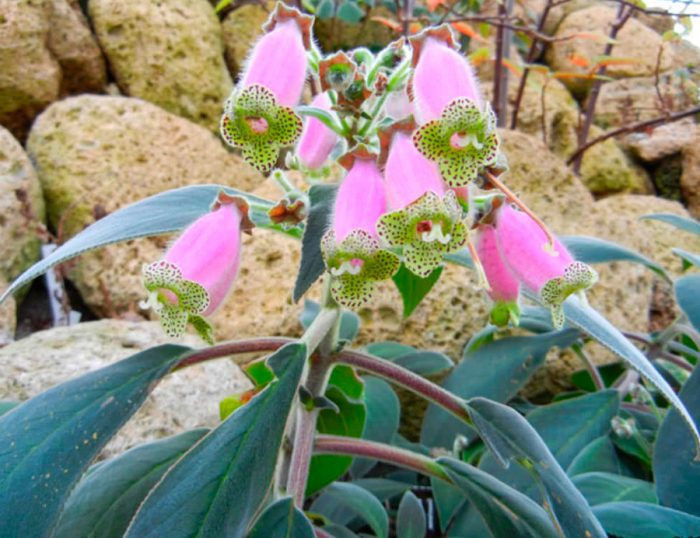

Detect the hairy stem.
xmin=314 ymin=435 xmax=452 ymax=483
xmin=572 ymin=344 xmax=605 ymax=390
xmin=174 ymin=337 xmax=292 ymax=370
xmin=337 ymin=349 xmax=472 ymax=424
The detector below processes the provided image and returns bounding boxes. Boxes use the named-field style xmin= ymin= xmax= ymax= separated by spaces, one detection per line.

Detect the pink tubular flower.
xmin=332 ymin=157 xmax=387 ymax=241
xmin=475 ymin=224 xmax=520 ymax=326
xmin=493 ymin=204 xmax=598 ymax=328
xmin=241 ymin=19 xmax=308 ymax=107
xmin=142 ymin=195 xmax=251 ymax=343
xmin=297 ymin=92 xmax=338 ymax=169
xmin=411 ymin=30 xmax=482 ymax=124
xmin=385 ymin=131 xmax=446 ymax=210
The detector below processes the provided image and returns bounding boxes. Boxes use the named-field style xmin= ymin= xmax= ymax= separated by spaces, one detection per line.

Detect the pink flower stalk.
xmin=385 ymin=132 xmax=446 ymax=210
xmin=332 ymin=158 xmax=387 ymax=242
xmin=475 ymin=225 xmax=519 ymax=303
xmin=241 ymin=19 xmax=308 ymax=106
xmin=493 ymin=204 xmax=573 ymax=293
xmin=297 ymin=92 xmax=338 ymax=169
xmin=163 ymin=202 xmax=243 ymax=315
xmin=412 ymin=36 xmax=482 ymax=124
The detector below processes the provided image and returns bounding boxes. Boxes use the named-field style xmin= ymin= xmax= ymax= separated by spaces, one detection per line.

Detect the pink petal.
xmin=475 ymin=225 xmax=519 ymax=302
xmin=494 ymin=204 xmax=574 ymax=293
xmin=332 ymin=158 xmax=387 ymax=242
xmin=385 ymin=132 xmax=446 ymax=209
xmin=241 ymin=20 xmax=307 ymax=106
xmin=412 ymin=37 xmax=482 ymax=124
xmin=165 ymin=204 xmax=242 ymax=314
xmin=297 ymin=92 xmax=338 ymax=169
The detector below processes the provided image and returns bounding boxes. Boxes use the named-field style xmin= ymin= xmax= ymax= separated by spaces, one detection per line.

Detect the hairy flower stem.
xmin=485 ymin=170 xmax=555 ymax=250
xmin=174 ymin=337 xmax=293 ymax=370
xmin=337 ymin=349 xmax=472 ymax=424
xmin=315 ymin=434 xmax=452 ymax=482
xmin=287 ymin=279 xmax=340 ymax=506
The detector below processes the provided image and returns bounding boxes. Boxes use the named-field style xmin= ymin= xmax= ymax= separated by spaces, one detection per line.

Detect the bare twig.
xmin=511 ymin=0 xmax=554 ymax=128
xmin=493 ymin=0 xmax=514 ymax=126
xmin=572 ymin=2 xmax=633 ymax=174
xmin=566 ymin=105 xmax=700 ymax=165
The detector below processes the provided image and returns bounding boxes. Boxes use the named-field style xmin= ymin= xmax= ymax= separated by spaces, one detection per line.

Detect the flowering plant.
xmin=2 ymin=4 xmax=700 ymax=537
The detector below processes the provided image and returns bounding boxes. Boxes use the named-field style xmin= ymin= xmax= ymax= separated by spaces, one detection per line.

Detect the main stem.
xmin=286 ymin=280 xmax=340 ymax=506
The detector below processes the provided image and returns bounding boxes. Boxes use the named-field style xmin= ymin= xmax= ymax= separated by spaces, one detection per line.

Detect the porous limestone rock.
xmin=313 ymin=6 xmax=396 ymax=52
xmin=0 ymin=277 xmax=15 ymax=345
xmin=546 ymin=6 xmax=677 ymax=97
xmin=681 ymin=129 xmax=700 ymax=218
xmin=551 ymin=118 xmax=652 ymax=194
xmin=625 ymin=118 xmax=697 ymax=162
xmin=221 ymin=3 xmax=269 ymax=78
xmin=89 ymin=0 xmax=232 ymax=130
xmin=0 ymin=126 xmax=45 ymax=283
xmin=47 ymin=0 xmax=106 ymax=95
xmin=0 ymin=320 xmax=252 ymax=457
xmin=594 ymin=72 xmax=698 ymax=129
xmin=26 ymin=95 xmax=264 ymax=315
xmin=0 ymin=0 xmax=61 ymax=140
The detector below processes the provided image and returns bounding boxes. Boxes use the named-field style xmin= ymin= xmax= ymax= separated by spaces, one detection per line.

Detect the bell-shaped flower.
xmin=385 ymin=131 xmax=446 ymax=210
xmin=377 ymin=190 xmax=467 ymax=278
xmin=220 ymin=4 xmax=310 ymax=172
xmin=475 ymin=224 xmax=520 ymax=327
xmin=141 ymin=193 xmax=252 ymax=343
xmin=296 ymin=92 xmax=338 ymax=169
xmin=413 ymin=97 xmax=499 ymax=187
xmin=494 ymin=204 xmax=598 ymax=329
xmin=322 ymin=156 xmax=400 ymax=308
xmin=410 ymin=26 xmax=482 ymax=125
xmin=241 ymin=4 xmax=311 ymax=107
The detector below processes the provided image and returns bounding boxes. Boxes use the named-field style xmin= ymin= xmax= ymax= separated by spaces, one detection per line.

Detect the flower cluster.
xmin=141 ymin=4 xmax=598 ymax=339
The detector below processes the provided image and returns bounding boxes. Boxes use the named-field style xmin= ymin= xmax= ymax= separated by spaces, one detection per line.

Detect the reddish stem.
xmin=174 ymin=337 xmax=293 ymax=370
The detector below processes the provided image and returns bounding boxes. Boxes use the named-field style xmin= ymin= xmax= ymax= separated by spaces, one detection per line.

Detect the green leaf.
xmin=468 ymin=397 xmax=607 ymax=538
xmin=125 ymin=342 xmax=307 ymax=537
xmin=392 ymin=351 xmax=453 ymax=377
xmin=337 ymin=0 xmax=365 ymax=23
xmin=571 ymin=362 xmax=625 ymax=392
xmin=1 ymin=185 xmax=289 ymax=303
xmin=54 ymin=429 xmax=208 ymax=538
xmin=420 ymin=330 xmax=580 ymax=449
xmin=248 ymin=497 xmax=315 ymax=538
xmin=296 ymin=106 xmax=344 ymax=135
xmin=294 ymin=184 xmax=337 ymax=302
xmin=316 ymin=0 xmax=335 ymax=18
xmin=567 ymin=436 xmax=627 ymax=476
xmin=672 ymin=248 xmax=700 ymax=270
xmin=562 ymin=235 xmax=669 ymax=281
xmin=559 ymin=294 xmax=700 ymax=459
xmin=310 ymin=482 xmax=389 ymax=538
xmin=479 ymin=391 xmax=620 ymax=495
xmin=0 ymin=400 xmax=18 ymax=416
xmin=675 ymin=274 xmax=700 ymax=332
xmin=0 ymin=344 xmax=191 ymax=537
xmin=350 ymin=478 xmax=412 ymax=501
xmin=654 ymin=358 xmax=700 ymax=516
xmin=307 ymin=385 xmax=366 ymax=496
xmin=392 ymin=264 xmax=443 ymax=318
xmin=572 ymin=472 xmax=657 ymax=505
xmin=327 ymin=364 xmax=365 ymax=401
xmin=396 ymin=491 xmax=426 ymax=538
xmin=593 ymin=501 xmax=700 ymax=538
xmin=350 ymin=377 xmax=400 ymax=477
xmin=365 ymin=341 xmax=415 ymax=359
xmin=642 ymin=213 xmax=700 ymax=236
xmin=439 ymin=458 xmax=558 ymax=538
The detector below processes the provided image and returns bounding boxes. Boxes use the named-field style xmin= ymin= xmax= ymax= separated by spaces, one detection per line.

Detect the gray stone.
xmin=0 ymin=320 xmax=252 ymax=458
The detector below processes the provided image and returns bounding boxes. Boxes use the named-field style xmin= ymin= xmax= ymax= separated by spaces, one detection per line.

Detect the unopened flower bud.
xmin=475 ymin=225 xmax=520 ymax=326
xmin=141 ymin=194 xmax=252 ymax=343
xmin=411 ymin=27 xmax=482 ymax=124
xmin=494 ymin=204 xmax=598 ymax=328
xmin=297 ymin=92 xmax=338 ymax=169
